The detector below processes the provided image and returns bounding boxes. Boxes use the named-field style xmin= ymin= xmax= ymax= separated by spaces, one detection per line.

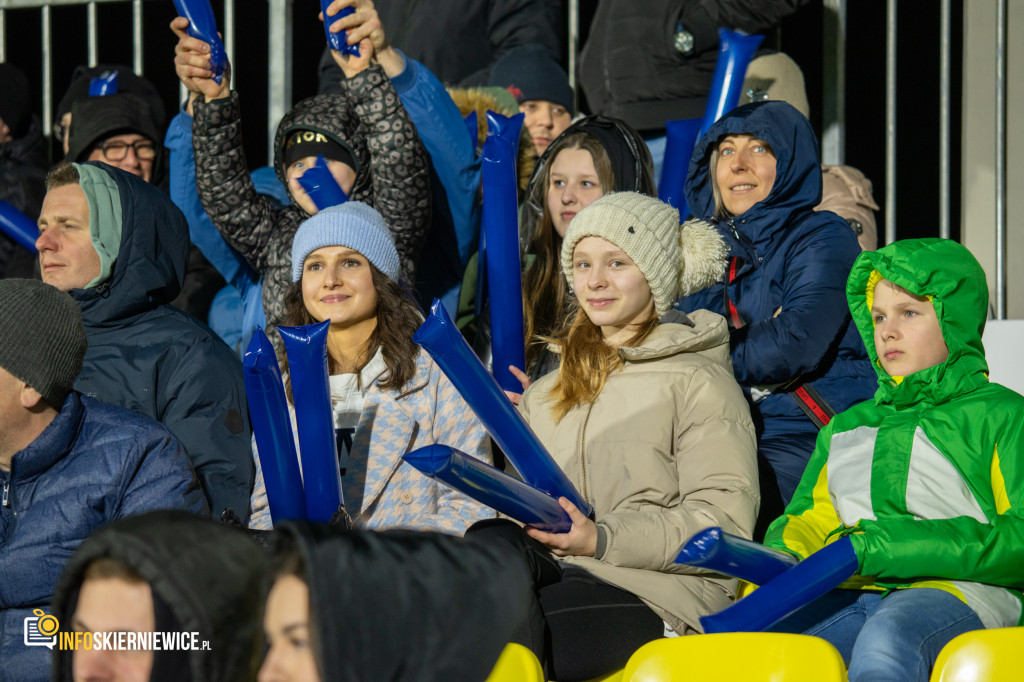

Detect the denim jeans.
xmin=769 ymin=588 xmax=984 ymax=682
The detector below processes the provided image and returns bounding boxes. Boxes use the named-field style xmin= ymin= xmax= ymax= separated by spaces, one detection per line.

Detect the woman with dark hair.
xmin=248 ymin=202 xmax=495 ymax=533
xmin=518 ymin=116 xmax=656 ymax=379
xmin=471 ymin=192 xmax=758 ymax=681
xmin=675 ymin=100 xmax=876 ymax=534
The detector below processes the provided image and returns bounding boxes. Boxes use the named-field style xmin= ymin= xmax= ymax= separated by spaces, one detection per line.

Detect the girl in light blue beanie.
xmin=248 ymin=201 xmax=497 ymax=533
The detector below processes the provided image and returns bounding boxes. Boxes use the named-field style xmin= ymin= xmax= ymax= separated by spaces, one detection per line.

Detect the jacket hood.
xmin=272 ymin=93 xmax=370 ymax=201
xmin=521 ymin=115 xmax=656 ymax=250
xmin=50 ymin=511 xmax=267 ymax=682
xmin=66 ymin=93 xmax=167 ymax=185
xmin=846 ymin=238 xmax=990 ymax=408
xmin=685 ymin=101 xmax=822 ymax=245
xmin=274 ymin=521 xmax=532 ymax=682
xmin=620 ymin=308 xmax=732 ymax=366
xmin=71 ymin=162 xmax=189 ymax=327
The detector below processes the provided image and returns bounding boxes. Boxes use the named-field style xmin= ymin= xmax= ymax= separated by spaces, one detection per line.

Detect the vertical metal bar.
xmin=994 ymin=0 xmax=1007 ymax=318
xmin=133 ymin=0 xmax=143 ymax=75
xmin=567 ymin=0 xmax=578 ymax=112
xmin=87 ymin=2 xmax=98 ymax=66
xmin=821 ymin=0 xmax=846 ymax=166
xmin=938 ymin=0 xmax=951 ymax=239
xmin=268 ymin=0 xmax=293 ymax=161
xmin=0 ymin=10 xmax=6 ymax=63
xmin=224 ymin=0 xmax=235 ymax=79
xmin=42 ymin=4 xmax=52 ymax=152
xmin=885 ymin=0 xmax=897 ymax=246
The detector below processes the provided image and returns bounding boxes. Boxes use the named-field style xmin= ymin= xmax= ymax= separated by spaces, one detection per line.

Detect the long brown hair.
xmin=281 ymin=264 xmax=421 ymax=400
xmin=546 ymin=305 xmax=659 ymax=422
xmin=522 ymin=133 xmax=615 ymax=371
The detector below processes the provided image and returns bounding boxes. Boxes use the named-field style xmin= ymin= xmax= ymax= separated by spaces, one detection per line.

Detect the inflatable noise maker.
xmin=0 ymin=200 xmax=39 ymax=253
xmin=173 ymin=0 xmax=228 ymax=84
xmin=297 ymin=155 xmax=350 ymax=211
xmin=481 ymin=110 xmax=527 ymax=393
xmin=321 ymin=0 xmax=360 ymax=56
xmin=404 ymin=445 xmax=572 ymax=533
xmin=88 ymin=70 xmax=118 ymax=96
xmin=675 ymin=528 xmax=858 ymax=633
xmin=659 ymin=28 xmax=764 ymax=216
xmin=243 ymin=329 xmax=306 ymax=525
xmin=410 ymin=300 xmax=593 ymax=523
xmin=463 ymin=111 xmax=479 ymax=154
xmin=277 ymin=320 xmax=351 ymax=525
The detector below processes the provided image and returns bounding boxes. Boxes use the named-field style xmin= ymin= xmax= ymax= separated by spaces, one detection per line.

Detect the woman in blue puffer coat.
xmin=675 ymin=101 xmax=876 ymax=532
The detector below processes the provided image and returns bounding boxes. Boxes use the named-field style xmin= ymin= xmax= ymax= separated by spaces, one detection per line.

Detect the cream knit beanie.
xmin=560 ymin=192 xmax=727 ymax=315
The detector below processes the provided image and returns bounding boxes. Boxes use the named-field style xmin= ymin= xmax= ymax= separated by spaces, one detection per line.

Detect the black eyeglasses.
xmin=97 ymin=139 xmax=157 ymax=161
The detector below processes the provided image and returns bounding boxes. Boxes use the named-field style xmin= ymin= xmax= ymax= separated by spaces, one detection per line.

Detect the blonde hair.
xmin=546 ymin=305 xmax=658 ymax=422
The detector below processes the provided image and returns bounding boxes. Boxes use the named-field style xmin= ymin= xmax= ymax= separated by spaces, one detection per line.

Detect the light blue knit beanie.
xmin=290 ymin=202 xmax=400 ymax=282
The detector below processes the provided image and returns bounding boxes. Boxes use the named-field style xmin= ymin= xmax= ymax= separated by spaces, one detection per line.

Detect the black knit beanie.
xmin=282 ymin=129 xmax=357 ymax=171
xmin=488 ymin=44 xmax=574 ymax=114
xmin=0 ymin=279 xmax=87 ymax=409
xmin=0 ymin=63 xmax=33 ymax=139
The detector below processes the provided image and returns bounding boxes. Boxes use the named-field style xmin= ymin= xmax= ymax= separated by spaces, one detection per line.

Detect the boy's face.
xmin=871 ymin=280 xmax=949 ymax=376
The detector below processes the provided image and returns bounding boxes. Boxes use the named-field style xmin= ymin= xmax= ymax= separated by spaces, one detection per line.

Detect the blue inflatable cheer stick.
xmin=675 ymin=527 xmax=799 ymax=586
xmin=700 ymin=537 xmax=859 ymax=634
xmin=88 ymin=71 xmax=119 ymax=96
xmin=413 ymin=300 xmax=593 ymax=518
xmin=242 ymin=329 xmax=307 ymax=524
xmin=464 ymin=111 xmax=479 ymax=155
xmin=658 ymin=118 xmax=703 ymax=217
xmin=296 ymin=155 xmax=349 ymax=211
xmin=279 ymin=321 xmax=345 ymax=523
xmin=404 ymin=445 xmax=572 ymax=533
xmin=697 ymin=28 xmax=764 ymax=141
xmin=173 ymin=0 xmax=228 ymax=84
xmin=481 ymin=111 xmax=527 ymax=393
xmin=321 ymin=1 xmax=360 ymax=56
xmin=0 ymin=200 xmax=39 ymax=252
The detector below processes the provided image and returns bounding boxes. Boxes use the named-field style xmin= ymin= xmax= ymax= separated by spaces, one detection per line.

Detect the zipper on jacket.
xmin=576 ymin=404 xmax=594 ymax=507
xmin=2 ymin=479 xmax=9 ymax=508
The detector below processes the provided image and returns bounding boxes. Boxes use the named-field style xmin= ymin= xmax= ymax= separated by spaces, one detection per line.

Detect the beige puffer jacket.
xmin=519 ymin=309 xmax=759 ymax=634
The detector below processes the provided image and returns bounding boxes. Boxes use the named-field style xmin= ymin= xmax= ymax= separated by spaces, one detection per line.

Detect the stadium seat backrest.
xmin=621 ymin=632 xmax=847 ymax=681
xmin=486 ymin=642 xmax=545 ymax=682
xmin=930 ymin=627 xmax=1024 ymax=682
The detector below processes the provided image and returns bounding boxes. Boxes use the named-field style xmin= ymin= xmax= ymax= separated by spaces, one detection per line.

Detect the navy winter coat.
xmin=70 ymin=163 xmax=254 ymax=521
xmin=0 ymin=393 xmax=207 ymax=682
xmin=675 ymin=102 xmax=875 ymax=499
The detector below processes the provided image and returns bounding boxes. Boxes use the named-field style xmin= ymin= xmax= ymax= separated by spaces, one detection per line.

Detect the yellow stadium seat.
xmin=620 ymin=633 xmax=847 ymax=681
xmin=486 ymin=643 xmax=545 ymax=682
xmin=930 ymin=627 xmax=1024 ymax=682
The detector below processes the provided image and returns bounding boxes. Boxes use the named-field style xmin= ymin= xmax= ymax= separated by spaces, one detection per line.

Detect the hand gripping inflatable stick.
xmin=242 ymin=329 xmax=307 ymax=524
xmin=675 ymin=527 xmax=798 ymax=586
xmin=173 ymin=0 xmax=228 ymax=84
xmin=684 ymin=535 xmax=859 ymax=634
xmin=697 ymin=28 xmax=765 ymax=141
xmin=414 ymin=300 xmax=593 ymax=518
xmin=481 ymin=111 xmax=527 ymax=393
xmin=279 ymin=321 xmax=346 ymax=523
xmin=296 ymin=155 xmax=350 ymax=211
xmin=321 ymin=1 xmax=360 ymax=57
xmin=0 ymin=200 xmax=39 ymax=252
xmin=404 ymin=445 xmax=572 ymax=533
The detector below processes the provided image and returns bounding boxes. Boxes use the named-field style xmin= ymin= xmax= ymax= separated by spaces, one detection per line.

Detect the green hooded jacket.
xmin=764 ymin=238 xmax=1024 ymax=629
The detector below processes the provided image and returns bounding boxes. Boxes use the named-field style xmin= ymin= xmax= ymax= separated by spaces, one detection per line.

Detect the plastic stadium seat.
xmin=486 ymin=643 xmax=545 ymax=682
xmin=620 ymin=633 xmax=847 ymax=681
xmin=930 ymin=627 xmax=1024 ymax=682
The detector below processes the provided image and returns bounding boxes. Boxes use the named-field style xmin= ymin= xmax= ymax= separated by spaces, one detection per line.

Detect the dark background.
xmin=2 ymin=0 xmax=962 ymax=243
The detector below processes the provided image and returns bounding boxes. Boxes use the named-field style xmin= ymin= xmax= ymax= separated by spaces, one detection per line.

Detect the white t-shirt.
xmin=328 ymin=348 xmax=387 ymax=474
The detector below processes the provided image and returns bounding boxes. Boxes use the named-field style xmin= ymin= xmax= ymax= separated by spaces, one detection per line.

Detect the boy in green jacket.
xmin=763 ymin=238 xmax=1024 ymax=682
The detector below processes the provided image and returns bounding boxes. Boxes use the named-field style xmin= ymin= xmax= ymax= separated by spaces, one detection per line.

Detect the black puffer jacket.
xmin=579 ymin=0 xmax=809 ymax=133
xmin=272 ymin=521 xmax=533 ymax=681
xmin=193 ymin=63 xmax=431 ymax=333
xmin=71 ymin=162 xmax=254 ymax=523
xmin=0 ymin=116 xmax=47 ymax=278
xmin=50 ymin=511 xmax=267 ymax=682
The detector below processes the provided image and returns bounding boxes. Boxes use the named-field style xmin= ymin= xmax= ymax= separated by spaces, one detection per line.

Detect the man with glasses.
xmin=66 ymin=93 xmax=162 ymax=184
